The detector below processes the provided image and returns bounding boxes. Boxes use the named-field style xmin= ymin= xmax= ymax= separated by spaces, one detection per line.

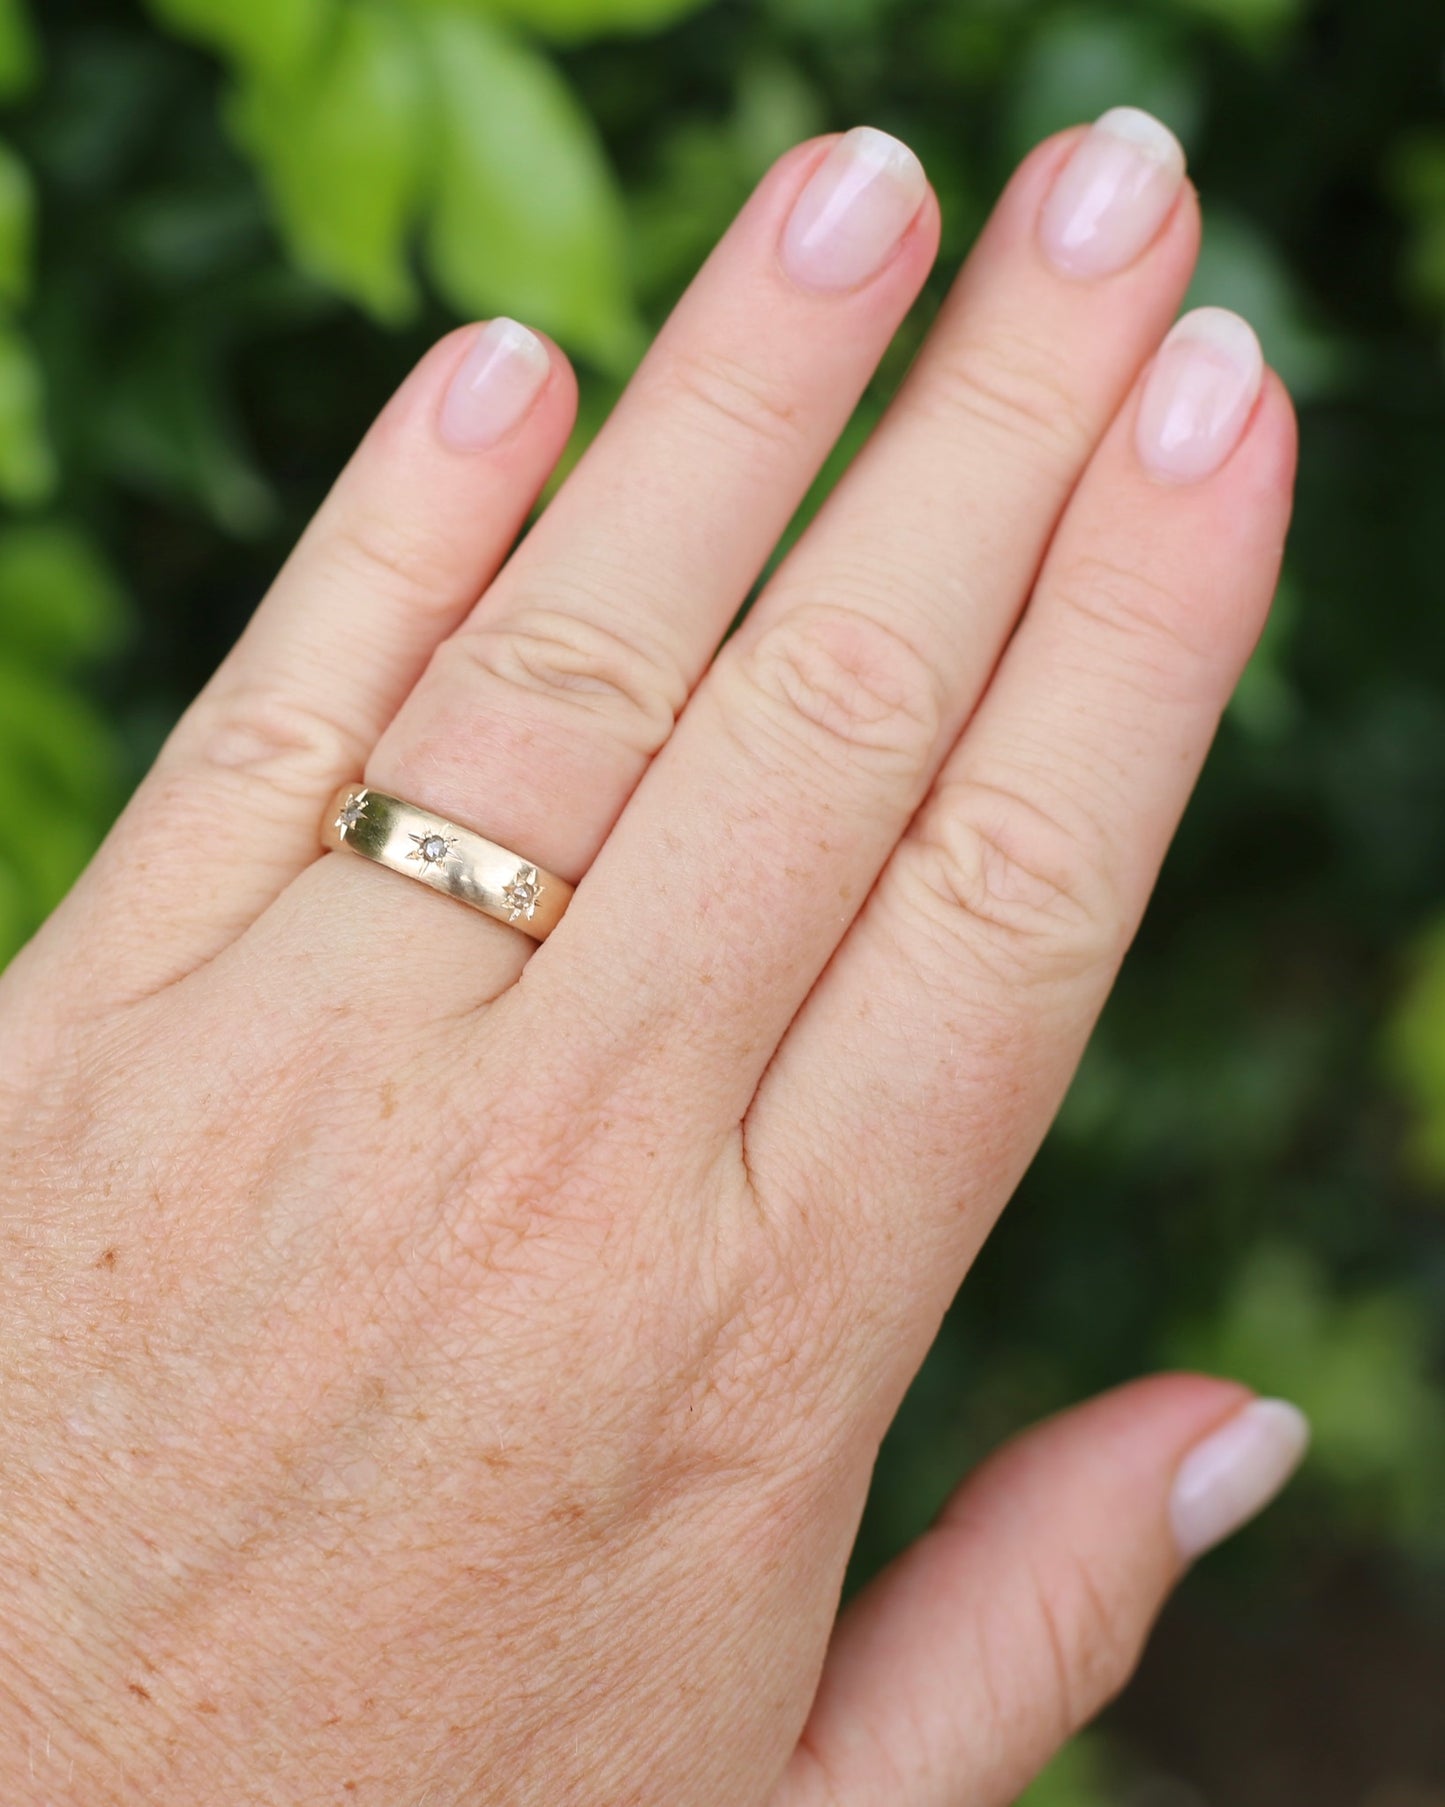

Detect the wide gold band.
xmin=320 ymin=786 xmax=572 ymax=941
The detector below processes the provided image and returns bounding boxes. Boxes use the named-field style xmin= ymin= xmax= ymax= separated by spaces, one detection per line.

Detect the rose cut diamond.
xmin=407 ymin=829 xmax=457 ymax=871
xmin=503 ymin=867 xmax=542 ymax=921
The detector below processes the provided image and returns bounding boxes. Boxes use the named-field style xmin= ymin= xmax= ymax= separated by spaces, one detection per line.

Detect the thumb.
xmin=773 ymin=1376 xmax=1309 ymax=1807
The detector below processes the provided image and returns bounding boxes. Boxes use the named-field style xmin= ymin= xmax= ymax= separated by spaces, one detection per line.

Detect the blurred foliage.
xmin=145 ymin=0 xmax=659 ymax=363
xmin=3 ymin=0 xmax=1445 ymax=1799
xmin=1019 ymin=1736 xmax=1115 ymax=1807
xmin=0 ymin=3 xmax=125 ymax=950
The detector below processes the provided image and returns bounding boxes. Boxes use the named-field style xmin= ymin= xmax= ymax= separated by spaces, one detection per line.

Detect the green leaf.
xmin=0 ymin=323 xmax=55 ymax=507
xmin=0 ymin=0 xmax=39 ymax=103
xmin=418 ymin=9 xmax=642 ymax=370
xmin=0 ymin=138 xmax=34 ymax=310
xmin=231 ymin=0 xmax=429 ymax=323
xmin=0 ymin=522 xmax=129 ymax=671
xmin=145 ymin=0 xmax=338 ymax=84
xmin=411 ymin=0 xmax=716 ymax=44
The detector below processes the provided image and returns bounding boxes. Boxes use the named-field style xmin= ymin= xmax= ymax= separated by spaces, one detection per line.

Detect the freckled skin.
xmin=0 ymin=994 xmax=841 ymax=1806
xmin=0 ymin=121 xmax=1296 ymax=1807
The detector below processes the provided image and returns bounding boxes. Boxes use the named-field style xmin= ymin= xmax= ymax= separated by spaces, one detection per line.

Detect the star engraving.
xmin=407 ymin=830 xmax=458 ymax=873
xmin=502 ymin=866 xmax=544 ymax=922
xmin=335 ymin=790 xmax=369 ymax=838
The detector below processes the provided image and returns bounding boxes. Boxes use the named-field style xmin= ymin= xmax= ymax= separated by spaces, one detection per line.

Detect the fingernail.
xmin=439 ymin=317 xmax=551 ymax=450
xmin=1135 ymin=307 xmax=1265 ymax=483
xmin=780 ymin=126 xmax=928 ymax=294
xmin=1039 ymin=107 xmax=1186 ymax=279
xmin=1170 ymin=1398 xmax=1310 ymax=1561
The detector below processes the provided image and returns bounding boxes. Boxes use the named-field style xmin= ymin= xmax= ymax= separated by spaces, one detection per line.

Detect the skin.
xmin=0 ymin=129 xmax=1295 ymax=1805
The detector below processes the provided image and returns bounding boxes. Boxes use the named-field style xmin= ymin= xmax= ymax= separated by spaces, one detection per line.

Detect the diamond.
xmin=502 ymin=866 xmax=543 ymax=922
xmin=335 ymin=791 xmax=368 ymax=834
xmin=407 ymin=830 xmax=457 ymax=871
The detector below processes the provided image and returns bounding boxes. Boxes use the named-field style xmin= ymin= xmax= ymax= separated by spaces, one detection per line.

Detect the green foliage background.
xmin=3 ymin=0 xmax=1445 ymax=1798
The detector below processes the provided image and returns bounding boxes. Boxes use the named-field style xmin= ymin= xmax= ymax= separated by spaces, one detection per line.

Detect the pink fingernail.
xmin=1039 ymin=107 xmax=1186 ymax=280
xmin=780 ymin=126 xmax=928 ymax=295
xmin=1135 ymin=307 xmax=1265 ymax=483
xmin=1170 ymin=1398 xmax=1310 ymax=1561
xmin=439 ymin=317 xmax=551 ymax=451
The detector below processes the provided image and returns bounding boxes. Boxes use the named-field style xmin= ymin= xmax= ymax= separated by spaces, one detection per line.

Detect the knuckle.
xmin=437 ymin=603 xmax=686 ymax=757
xmin=902 ymin=773 xmax=1123 ymax=985
xmin=922 ymin=330 xmax=1094 ymax=467
xmin=186 ymin=680 xmax=365 ymax=796
xmin=1053 ymin=553 xmax=1214 ymax=697
xmin=654 ymin=342 xmax=805 ymax=457
xmin=734 ymin=602 xmax=943 ymax=779
xmin=1033 ymin=1552 xmax=1148 ymax=1738
xmin=321 ymin=509 xmax=464 ymax=618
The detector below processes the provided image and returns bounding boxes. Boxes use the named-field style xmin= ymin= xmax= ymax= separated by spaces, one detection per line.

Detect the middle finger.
xmin=533 ymin=111 xmax=1196 ymax=1116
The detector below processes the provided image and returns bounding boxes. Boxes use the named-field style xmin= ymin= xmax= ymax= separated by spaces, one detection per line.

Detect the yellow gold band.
xmin=321 ymin=786 xmax=572 ymax=942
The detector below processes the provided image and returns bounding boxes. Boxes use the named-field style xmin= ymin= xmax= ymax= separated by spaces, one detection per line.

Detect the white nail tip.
xmin=845 ymin=125 xmax=924 ymax=172
xmin=486 ymin=316 xmax=550 ymax=373
xmin=1168 ymin=303 xmax=1263 ymax=360
xmin=835 ymin=127 xmax=930 ymax=210
xmin=1094 ymin=106 xmax=1186 ymax=172
xmin=1170 ymin=1398 xmax=1311 ymax=1561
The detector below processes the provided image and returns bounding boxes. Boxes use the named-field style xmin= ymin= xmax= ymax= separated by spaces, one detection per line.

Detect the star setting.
xmin=335 ymin=790 xmax=369 ymax=836
xmin=408 ymin=830 xmax=458 ymax=873
xmin=502 ymin=866 xmax=544 ymax=922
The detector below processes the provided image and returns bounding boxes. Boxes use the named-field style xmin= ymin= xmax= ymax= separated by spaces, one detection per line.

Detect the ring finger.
xmin=274 ymin=128 xmax=941 ymax=992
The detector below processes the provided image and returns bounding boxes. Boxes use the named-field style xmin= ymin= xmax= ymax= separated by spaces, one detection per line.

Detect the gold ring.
xmin=321 ymin=786 xmax=572 ymax=941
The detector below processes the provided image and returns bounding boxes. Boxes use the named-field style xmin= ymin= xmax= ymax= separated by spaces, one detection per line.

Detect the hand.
xmin=0 ymin=113 xmax=1303 ymax=1805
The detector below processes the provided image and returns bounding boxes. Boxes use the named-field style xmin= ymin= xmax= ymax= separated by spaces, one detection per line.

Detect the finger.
xmin=772 ymin=1379 xmax=1309 ymax=1807
xmin=754 ymin=324 xmax=1296 ymax=1358
xmin=534 ymin=113 xmax=1197 ymax=1110
xmin=272 ymin=129 xmax=938 ymax=988
xmin=28 ymin=321 xmax=576 ymax=1010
